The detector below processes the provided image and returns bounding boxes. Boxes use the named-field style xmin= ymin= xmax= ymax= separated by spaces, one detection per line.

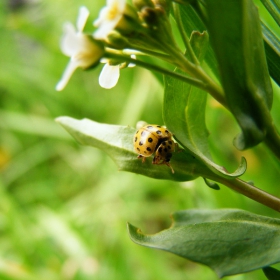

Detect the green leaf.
xmin=262 ymin=21 xmax=280 ymax=87
xmin=203 ymin=178 xmax=220 ymax=190
xmin=263 ymin=266 xmax=280 ymax=280
xmin=204 ymin=0 xmax=273 ymax=150
xmin=56 ymin=116 xmax=201 ymax=181
xmin=187 ymin=30 xmax=209 ymax=62
xmin=178 ymin=4 xmax=220 ymax=78
xmin=260 ymin=0 xmax=280 ymax=26
xmin=128 ymin=209 xmax=280 ymax=278
xmin=163 ymin=32 xmax=246 ymax=179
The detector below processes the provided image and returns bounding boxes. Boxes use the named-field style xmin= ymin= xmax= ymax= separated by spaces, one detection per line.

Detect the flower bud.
xmin=106 ymin=31 xmax=129 ymax=49
xmin=115 ymin=4 xmax=142 ymax=35
xmin=132 ymin=0 xmax=154 ymax=11
xmin=140 ymin=6 xmax=159 ymax=26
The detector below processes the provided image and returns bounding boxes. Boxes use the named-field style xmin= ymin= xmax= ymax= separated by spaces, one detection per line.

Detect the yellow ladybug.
xmin=133 ymin=124 xmax=177 ymax=173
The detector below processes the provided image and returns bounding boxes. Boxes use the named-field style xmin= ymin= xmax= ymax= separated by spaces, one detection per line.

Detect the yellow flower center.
xmin=106 ymin=2 xmax=121 ymax=20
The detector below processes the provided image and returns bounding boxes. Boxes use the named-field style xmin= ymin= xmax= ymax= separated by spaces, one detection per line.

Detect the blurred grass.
xmin=0 ymin=0 xmax=279 ymax=279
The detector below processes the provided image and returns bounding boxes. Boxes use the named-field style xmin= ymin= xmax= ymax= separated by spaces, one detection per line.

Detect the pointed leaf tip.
xmin=56 ymin=116 xmax=201 ymax=181
xmin=128 ymin=209 xmax=280 ymax=277
xmin=263 ymin=266 xmax=280 ymax=280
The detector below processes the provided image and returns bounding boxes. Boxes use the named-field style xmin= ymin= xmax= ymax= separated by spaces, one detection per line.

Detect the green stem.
xmin=123 ymin=40 xmax=227 ymax=108
xmin=164 ymin=46 xmax=228 ymax=107
xmin=215 ymin=177 xmax=280 ymax=212
xmin=265 ymin=122 xmax=280 ymax=160
xmin=124 ymin=46 xmax=172 ymax=61
xmin=104 ymin=50 xmax=208 ymax=90
xmin=107 ymin=48 xmax=228 ymax=107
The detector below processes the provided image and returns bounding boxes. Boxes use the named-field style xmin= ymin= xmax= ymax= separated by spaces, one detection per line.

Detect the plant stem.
xmin=105 ymin=48 xmax=228 ymax=108
xmin=104 ymin=50 xmax=208 ymax=90
xmin=123 ymin=47 xmax=172 ymax=61
xmin=215 ymin=177 xmax=280 ymax=212
xmin=168 ymin=48 xmax=228 ymax=107
xmin=264 ymin=122 xmax=280 ymax=160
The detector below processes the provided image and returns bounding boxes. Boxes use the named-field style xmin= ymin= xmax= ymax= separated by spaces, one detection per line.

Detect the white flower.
xmin=56 ymin=6 xmax=104 ymax=91
xmin=99 ymin=55 xmax=136 ymax=89
xmin=93 ymin=0 xmax=126 ymax=40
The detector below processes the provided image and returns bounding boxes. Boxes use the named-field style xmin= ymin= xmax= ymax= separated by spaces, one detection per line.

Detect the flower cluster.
xmin=56 ymin=0 xmax=181 ymax=91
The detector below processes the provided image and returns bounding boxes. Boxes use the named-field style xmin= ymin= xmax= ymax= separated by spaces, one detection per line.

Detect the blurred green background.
xmin=1 ymin=0 xmax=280 ymax=279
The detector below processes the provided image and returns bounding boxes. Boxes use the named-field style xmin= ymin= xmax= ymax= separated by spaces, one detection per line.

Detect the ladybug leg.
xmin=152 ymin=155 xmax=160 ymax=165
xmin=137 ymin=155 xmax=146 ymax=163
xmin=165 ymin=162 xmax=175 ymax=174
xmin=174 ymin=143 xmax=183 ymax=153
xmin=152 ymin=156 xmax=175 ymax=174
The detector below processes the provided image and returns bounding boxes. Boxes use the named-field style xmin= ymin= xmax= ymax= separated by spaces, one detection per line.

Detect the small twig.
xmin=215 ymin=177 xmax=280 ymax=212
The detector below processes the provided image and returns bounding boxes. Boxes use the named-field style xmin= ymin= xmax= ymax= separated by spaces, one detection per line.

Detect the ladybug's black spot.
xmin=147 ymin=147 xmax=152 ymax=152
xmin=164 ymin=148 xmax=168 ymax=152
xmin=158 ymin=147 xmax=163 ymax=153
xmin=156 ymin=130 xmax=162 ymax=135
xmin=168 ymin=145 xmax=171 ymax=149
xmin=137 ymin=147 xmax=140 ymax=151
xmin=147 ymin=126 xmax=153 ymax=129
xmin=134 ymin=137 xmax=137 ymax=142
xmin=139 ymin=141 xmax=143 ymax=146
xmin=157 ymin=125 xmax=161 ymax=128
xmin=148 ymin=137 xmax=153 ymax=143
xmin=165 ymin=130 xmax=169 ymax=134
xmin=162 ymin=142 xmax=166 ymax=146
xmin=168 ymin=140 xmax=172 ymax=144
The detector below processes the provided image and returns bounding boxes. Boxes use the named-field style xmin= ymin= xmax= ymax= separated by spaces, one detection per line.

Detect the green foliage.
xmin=260 ymin=0 xmax=280 ymax=26
xmin=178 ymin=5 xmax=220 ymax=77
xmin=201 ymin=0 xmax=273 ymax=150
xmin=56 ymin=116 xmax=199 ymax=181
xmin=163 ymin=32 xmax=247 ymax=180
xmin=261 ymin=22 xmax=280 ymax=86
xmin=1 ymin=0 xmax=280 ymax=279
xmin=263 ymin=266 xmax=280 ymax=280
xmin=129 ymin=209 xmax=280 ymax=277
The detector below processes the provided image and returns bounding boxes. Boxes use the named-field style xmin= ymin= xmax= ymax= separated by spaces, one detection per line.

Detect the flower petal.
xmin=76 ymin=6 xmax=90 ymax=32
xmin=60 ymin=22 xmax=81 ymax=56
xmin=56 ymin=60 xmax=80 ymax=91
xmin=93 ymin=0 xmax=126 ymax=40
xmin=100 ymin=58 xmax=109 ymax=64
xmin=99 ymin=64 xmax=120 ymax=89
xmin=128 ymin=54 xmax=136 ymax=67
xmin=94 ymin=17 xmax=119 ymax=40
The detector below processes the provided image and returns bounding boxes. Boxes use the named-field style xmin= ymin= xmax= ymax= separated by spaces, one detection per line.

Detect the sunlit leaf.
xmin=56 ymin=116 xmax=201 ymax=181
xmin=260 ymin=0 xmax=280 ymax=26
xmin=163 ymin=32 xmax=246 ymax=179
xmin=177 ymin=4 xmax=219 ymax=78
xmin=204 ymin=0 xmax=273 ymax=150
xmin=262 ymin=21 xmax=280 ymax=87
xmin=129 ymin=209 xmax=280 ymax=278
